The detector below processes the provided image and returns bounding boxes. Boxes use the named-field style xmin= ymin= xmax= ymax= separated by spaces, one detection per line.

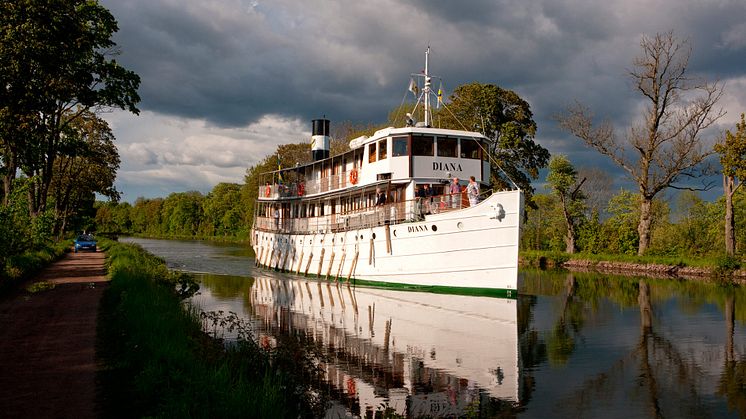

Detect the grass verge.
xmin=97 ymin=240 xmax=325 ymax=418
xmin=0 ymin=240 xmax=70 ymax=295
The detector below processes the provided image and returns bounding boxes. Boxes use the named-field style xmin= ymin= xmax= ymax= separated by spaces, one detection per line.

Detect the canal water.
xmin=122 ymin=237 xmax=746 ymax=418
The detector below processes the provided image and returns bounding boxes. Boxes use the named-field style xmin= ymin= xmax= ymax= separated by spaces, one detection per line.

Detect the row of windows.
xmin=368 ymin=135 xmax=484 ymax=163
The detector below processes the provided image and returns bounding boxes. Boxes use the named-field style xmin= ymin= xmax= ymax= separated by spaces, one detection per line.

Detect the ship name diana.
xmin=432 ymin=162 xmax=463 ymax=172
xmin=408 ymin=225 xmax=429 ymax=233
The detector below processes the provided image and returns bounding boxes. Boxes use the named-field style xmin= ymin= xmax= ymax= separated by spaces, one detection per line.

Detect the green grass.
xmin=97 ymin=240 xmax=324 ymax=418
xmin=0 ymin=240 xmax=70 ymax=295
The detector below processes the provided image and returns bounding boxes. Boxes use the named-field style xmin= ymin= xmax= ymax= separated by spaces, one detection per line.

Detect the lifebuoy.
xmin=298 ymin=182 xmax=305 ymax=196
xmin=349 ymin=169 xmax=358 ymax=185
xmin=264 ymin=185 xmax=271 ymax=197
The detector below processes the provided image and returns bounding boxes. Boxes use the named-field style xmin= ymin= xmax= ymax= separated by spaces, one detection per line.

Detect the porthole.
xmin=432 ymin=225 xmax=438 ymax=232
xmin=393 ymin=230 xmax=397 ymax=237
xmin=372 ymin=233 xmax=376 ymax=240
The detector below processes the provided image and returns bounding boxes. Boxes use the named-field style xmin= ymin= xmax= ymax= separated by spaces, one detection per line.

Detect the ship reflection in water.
xmin=247 ymin=276 xmax=520 ymax=418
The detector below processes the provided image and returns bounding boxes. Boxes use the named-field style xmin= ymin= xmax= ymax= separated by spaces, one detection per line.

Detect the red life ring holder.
xmin=349 ymin=169 xmax=358 ymax=185
xmin=298 ymin=183 xmax=305 ymax=196
xmin=264 ymin=185 xmax=271 ymax=197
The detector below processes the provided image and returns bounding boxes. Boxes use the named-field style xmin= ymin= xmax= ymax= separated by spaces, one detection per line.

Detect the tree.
xmin=714 ymin=113 xmax=746 ymax=256
xmin=0 ymin=0 xmax=140 ymax=215
xmin=546 ymin=155 xmax=586 ymax=253
xmin=439 ymin=82 xmax=550 ymax=206
xmin=49 ymin=111 xmax=120 ymax=236
xmin=558 ymin=31 xmax=723 ymax=255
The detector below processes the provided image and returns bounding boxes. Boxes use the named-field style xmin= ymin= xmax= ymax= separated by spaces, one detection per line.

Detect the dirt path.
xmin=0 ymin=250 xmax=108 ymax=419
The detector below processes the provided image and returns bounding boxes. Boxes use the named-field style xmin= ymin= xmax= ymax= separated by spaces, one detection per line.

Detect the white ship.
xmin=251 ymin=48 xmax=523 ymax=296
xmin=248 ymin=276 xmax=520 ymax=417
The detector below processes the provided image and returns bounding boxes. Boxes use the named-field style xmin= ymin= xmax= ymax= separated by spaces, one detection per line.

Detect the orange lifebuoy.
xmin=264 ymin=185 xmax=271 ymax=197
xmin=298 ymin=182 xmax=305 ymax=196
xmin=349 ymin=169 xmax=358 ymax=185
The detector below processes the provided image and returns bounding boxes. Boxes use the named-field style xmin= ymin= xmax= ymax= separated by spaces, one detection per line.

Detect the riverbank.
xmin=520 ymin=251 xmax=746 ymax=283
xmin=97 ymin=240 xmax=326 ymax=418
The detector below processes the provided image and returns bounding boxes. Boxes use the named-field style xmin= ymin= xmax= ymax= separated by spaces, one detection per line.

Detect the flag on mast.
xmin=437 ymin=82 xmax=443 ymax=109
xmin=408 ymin=78 xmax=418 ymax=96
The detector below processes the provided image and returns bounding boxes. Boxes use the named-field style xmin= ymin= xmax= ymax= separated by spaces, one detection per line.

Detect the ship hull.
xmin=252 ymin=189 xmax=522 ymax=295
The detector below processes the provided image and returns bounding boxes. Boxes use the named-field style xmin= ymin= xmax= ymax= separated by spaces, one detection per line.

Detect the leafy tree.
xmin=546 ymin=155 xmax=586 ymax=253
xmin=714 ymin=113 xmax=746 ymax=256
xmin=49 ymin=111 xmax=120 ymax=236
xmin=604 ymin=190 xmax=640 ymax=255
xmin=202 ymin=183 xmax=244 ymax=237
xmin=0 ymin=0 xmax=140 ymax=215
xmin=558 ymin=31 xmax=723 ymax=255
xmin=131 ymin=198 xmax=163 ymax=235
xmin=521 ymin=194 xmax=565 ymax=251
xmin=439 ymin=82 xmax=550 ymax=206
xmin=160 ymin=192 xmax=204 ymax=236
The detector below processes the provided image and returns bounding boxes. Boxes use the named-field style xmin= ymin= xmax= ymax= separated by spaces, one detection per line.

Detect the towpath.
xmin=0 ymin=250 xmax=108 ymax=419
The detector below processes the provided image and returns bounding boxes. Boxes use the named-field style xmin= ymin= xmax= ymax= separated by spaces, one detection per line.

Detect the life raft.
xmin=349 ymin=169 xmax=358 ymax=185
xmin=298 ymin=182 xmax=305 ymax=196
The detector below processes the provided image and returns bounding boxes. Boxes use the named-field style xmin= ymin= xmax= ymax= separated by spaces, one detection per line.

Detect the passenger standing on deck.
xmin=467 ymin=176 xmax=480 ymax=207
xmin=376 ymin=188 xmax=387 ymax=206
xmin=273 ymin=206 xmax=280 ymax=229
xmin=449 ymin=177 xmax=460 ymax=208
xmin=423 ymin=184 xmax=434 ymax=214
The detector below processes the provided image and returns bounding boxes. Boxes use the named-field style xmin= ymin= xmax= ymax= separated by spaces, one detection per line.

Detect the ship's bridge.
xmin=258 ymin=126 xmax=491 ymax=201
xmin=351 ymin=126 xmax=490 ymax=187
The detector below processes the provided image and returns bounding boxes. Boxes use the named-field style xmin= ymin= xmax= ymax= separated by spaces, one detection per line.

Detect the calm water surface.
xmin=122 ymin=237 xmax=746 ymax=418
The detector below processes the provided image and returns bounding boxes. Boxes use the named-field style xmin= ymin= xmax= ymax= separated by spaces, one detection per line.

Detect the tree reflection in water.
xmin=192 ymin=269 xmax=745 ymax=418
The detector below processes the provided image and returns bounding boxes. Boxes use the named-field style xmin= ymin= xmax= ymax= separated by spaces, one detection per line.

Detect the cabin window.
xmin=392 ymin=136 xmax=408 ymax=157
xmin=368 ymin=143 xmax=377 ymax=163
xmin=460 ymin=139 xmax=481 ymax=159
xmin=412 ymin=135 xmax=434 ymax=156
xmin=437 ymin=137 xmax=458 ymax=158
xmin=482 ymin=141 xmax=490 ymax=161
xmin=378 ymin=139 xmax=388 ymax=160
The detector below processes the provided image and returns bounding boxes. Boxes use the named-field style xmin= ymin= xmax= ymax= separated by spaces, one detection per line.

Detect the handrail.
xmin=254 ymin=190 xmax=490 ymax=235
xmin=259 ymin=170 xmax=353 ymax=200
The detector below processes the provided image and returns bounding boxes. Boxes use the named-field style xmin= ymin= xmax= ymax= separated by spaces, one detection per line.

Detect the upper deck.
xmin=258 ymin=126 xmax=491 ymax=200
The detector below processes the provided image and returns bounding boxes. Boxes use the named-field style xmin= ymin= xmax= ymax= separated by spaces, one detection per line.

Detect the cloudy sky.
xmin=99 ymin=0 xmax=746 ymax=202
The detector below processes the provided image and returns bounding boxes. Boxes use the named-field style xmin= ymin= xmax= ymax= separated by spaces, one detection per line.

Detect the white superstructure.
xmin=251 ymin=48 xmax=523 ymax=295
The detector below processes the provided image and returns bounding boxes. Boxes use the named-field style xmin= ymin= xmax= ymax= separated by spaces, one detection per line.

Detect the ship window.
xmin=460 ymin=139 xmax=481 ymax=159
xmin=412 ymin=135 xmax=434 ymax=156
xmin=378 ymin=139 xmax=387 ymax=160
xmin=392 ymin=136 xmax=408 ymax=157
xmin=437 ymin=137 xmax=457 ymax=157
xmin=368 ymin=143 xmax=377 ymax=163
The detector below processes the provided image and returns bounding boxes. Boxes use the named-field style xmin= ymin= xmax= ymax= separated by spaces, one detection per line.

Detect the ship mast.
xmin=423 ymin=46 xmax=432 ymax=127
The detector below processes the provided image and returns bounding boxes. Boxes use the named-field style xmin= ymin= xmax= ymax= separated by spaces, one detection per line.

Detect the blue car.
xmin=74 ymin=234 xmax=97 ymax=252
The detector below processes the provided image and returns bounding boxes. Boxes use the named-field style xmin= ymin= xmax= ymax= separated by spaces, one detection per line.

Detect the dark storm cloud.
xmin=99 ymin=0 xmax=746 ymax=200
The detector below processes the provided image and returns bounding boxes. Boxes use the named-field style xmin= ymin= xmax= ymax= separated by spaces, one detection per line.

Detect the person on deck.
xmin=376 ymin=188 xmax=387 ymax=206
xmin=467 ymin=176 xmax=480 ymax=207
xmin=449 ymin=177 xmax=461 ymax=209
xmin=423 ymin=184 xmax=434 ymax=214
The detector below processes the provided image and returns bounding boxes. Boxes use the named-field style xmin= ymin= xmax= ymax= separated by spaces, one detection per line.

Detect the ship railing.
xmin=258 ymin=171 xmax=355 ymax=199
xmin=252 ymin=190 xmax=491 ymax=234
